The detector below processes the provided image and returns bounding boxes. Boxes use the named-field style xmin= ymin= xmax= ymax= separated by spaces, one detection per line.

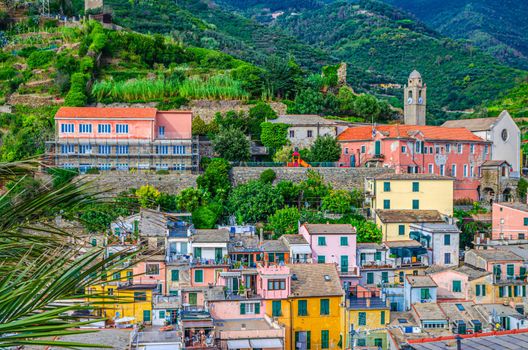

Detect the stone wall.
xmin=231 ymin=167 xmax=394 ymax=190
xmin=77 ymin=172 xmax=198 ymax=195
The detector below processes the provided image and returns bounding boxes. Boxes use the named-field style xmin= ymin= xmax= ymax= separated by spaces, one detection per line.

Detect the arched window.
xmin=409 ymin=90 xmax=413 ymax=98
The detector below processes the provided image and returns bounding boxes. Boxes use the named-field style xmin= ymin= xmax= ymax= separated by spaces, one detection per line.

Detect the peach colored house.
xmin=492 ymin=202 xmax=528 ymax=241
xmin=299 ymin=223 xmax=359 ymax=281
xmin=47 ymin=107 xmax=196 ymax=172
xmin=337 ymin=124 xmax=491 ymax=200
xmin=132 ymin=258 xmax=167 ymax=294
xmin=209 ymin=299 xmax=265 ymax=320
xmin=427 ymin=267 xmax=469 ymax=300
xmin=190 ymin=265 xmax=228 ymax=287
xmin=256 ymin=265 xmax=291 ymax=300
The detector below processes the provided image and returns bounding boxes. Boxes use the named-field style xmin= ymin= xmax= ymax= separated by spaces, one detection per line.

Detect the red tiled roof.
xmin=337 ymin=124 xmax=486 ymax=142
xmin=55 ymin=107 xmax=158 ymax=119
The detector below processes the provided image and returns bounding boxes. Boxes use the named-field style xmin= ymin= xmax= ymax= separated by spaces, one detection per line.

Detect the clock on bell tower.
xmin=404 ymin=70 xmax=427 ymax=125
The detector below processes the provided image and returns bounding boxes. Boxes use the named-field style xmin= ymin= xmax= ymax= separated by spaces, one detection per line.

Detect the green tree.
xmin=213 ymin=127 xmax=250 ymax=162
xmin=192 ymin=204 xmax=220 ymax=229
xmin=273 ymin=145 xmax=293 ymax=162
xmin=290 ymin=88 xmax=325 ymax=114
xmin=268 ymin=207 xmax=300 ymax=239
xmin=260 ymin=169 xmax=277 ymax=184
xmin=260 ymin=122 xmax=289 ymax=154
xmin=337 ymin=86 xmax=357 ymax=114
xmin=276 ymin=180 xmax=301 ymax=206
xmin=135 ymin=185 xmax=161 ymax=208
xmin=321 ymin=190 xmax=353 ymax=214
xmin=176 ymin=187 xmax=203 ymax=212
xmin=227 ymin=180 xmax=284 ymax=223
xmin=248 ymin=102 xmax=277 ymax=138
xmin=518 ymin=177 xmax=528 ymax=201
xmin=196 ymin=158 xmax=232 ymax=201
xmin=352 ymin=218 xmax=382 ymax=243
xmin=263 ymin=55 xmax=301 ymax=99
xmin=354 ymin=94 xmax=381 ymax=120
xmin=300 ymin=170 xmax=332 ymax=207
xmin=309 ymin=135 xmax=341 ymax=162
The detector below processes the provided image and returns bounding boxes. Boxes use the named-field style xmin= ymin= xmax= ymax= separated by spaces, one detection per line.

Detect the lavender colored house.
xmin=299 ymin=224 xmax=359 ymax=282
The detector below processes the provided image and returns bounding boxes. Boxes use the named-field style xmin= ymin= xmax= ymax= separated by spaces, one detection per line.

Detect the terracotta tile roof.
xmin=288 ymin=264 xmax=343 ymax=298
xmin=376 ymin=209 xmax=444 ymax=223
xmin=495 ymin=202 xmax=528 ymax=212
xmin=337 ymin=124 xmax=486 ymax=142
xmin=303 ymin=223 xmax=356 ymax=235
xmin=55 ymin=107 xmax=158 ymax=119
xmin=374 ymin=173 xmax=454 ymax=181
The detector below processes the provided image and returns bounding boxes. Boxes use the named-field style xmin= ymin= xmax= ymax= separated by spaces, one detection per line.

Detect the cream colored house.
xmin=375 ymin=209 xmax=445 ymax=242
xmin=269 ymin=114 xmax=340 ymax=149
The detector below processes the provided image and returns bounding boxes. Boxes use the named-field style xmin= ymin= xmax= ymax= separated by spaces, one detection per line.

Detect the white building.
xmin=442 ymin=110 xmax=521 ymax=177
xmin=269 ymin=114 xmax=341 ymax=149
xmin=410 ymin=223 xmax=460 ymax=267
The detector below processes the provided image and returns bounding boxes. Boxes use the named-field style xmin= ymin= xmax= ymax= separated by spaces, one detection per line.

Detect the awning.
xmin=114 ymin=316 xmax=135 ymax=323
xmin=291 ymin=245 xmax=312 ymax=255
xmin=220 ymin=271 xmax=242 ymax=277
xmin=227 ymin=339 xmax=250 ymax=349
xmin=250 ymin=338 xmax=283 ymax=348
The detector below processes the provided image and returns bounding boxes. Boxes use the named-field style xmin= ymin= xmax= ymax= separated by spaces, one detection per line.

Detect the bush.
xmin=176 ymin=187 xmax=203 ymax=212
xmin=17 ymin=46 xmax=38 ymax=58
xmin=64 ymin=90 xmax=87 ymax=106
xmin=86 ymin=168 xmax=100 ymax=174
xmin=309 ymin=135 xmax=341 ymax=162
xmin=260 ymin=122 xmax=289 ymax=154
xmin=248 ymin=102 xmax=277 ymax=138
xmin=79 ymin=56 xmax=94 ymax=73
xmin=156 ymin=169 xmax=170 ymax=175
xmin=212 ymin=127 xmax=250 ymax=162
xmin=27 ymin=50 xmax=55 ymax=69
xmin=268 ymin=207 xmax=300 ymax=239
xmin=0 ymin=67 xmax=16 ymax=80
xmin=259 ymin=169 xmax=276 ymax=184
xmin=227 ymin=180 xmax=284 ymax=224
xmin=192 ymin=203 xmax=222 ymax=229
xmin=196 ymin=158 xmax=232 ymax=200
xmin=321 ymin=190 xmax=353 ymax=214
xmin=135 ymin=185 xmax=161 ymax=208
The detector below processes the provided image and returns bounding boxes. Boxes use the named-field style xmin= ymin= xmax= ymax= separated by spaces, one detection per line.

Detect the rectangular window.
xmin=451 ymin=164 xmax=457 ymax=177
xmin=444 ymin=253 xmax=451 ymax=265
xmin=383 ymin=199 xmax=390 ymax=210
xmin=412 ymin=199 xmax=420 ymax=210
xmin=401 ymin=146 xmax=407 ymax=153
xmin=470 ymin=166 xmax=474 ymax=178
xmin=453 ymin=280 xmax=462 ymax=292
xmin=374 ymin=252 xmax=381 ymax=261
xmin=112 ymin=272 xmax=121 ymax=281
xmin=171 ymin=270 xmax=179 ymax=281
xmin=272 ymin=300 xmax=281 ymax=317
xmin=134 ymin=291 xmax=147 ymax=301
xmin=344 ymin=147 xmax=349 ymax=155
xmin=484 ymin=145 xmax=489 ymax=154
xmin=381 ymin=310 xmax=386 ymax=325
xmin=361 ymin=145 xmax=366 ymax=153
xmin=381 ymin=271 xmax=388 ymax=283
xmin=158 ymin=126 xmax=165 ymax=136
xmin=289 ymin=130 xmax=295 ymax=138
xmin=367 ymin=272 xmax=374 ymax=284
xmin=146 ymin=264 xmax=159 ymax=275
xmin=399 ymin=225 xmax=405 ymax=236
xmin=476 ymin=284 xmax=481 ymax=296
xmin=318 ymin=237 xmax=326 ymax=246
xmin=384 ymin=182 xmax=391 ymax=192
xmin=470 ymin=144 xmax=475 ymax=154
xmin=317 ymin=255 xmax=325 ymax=264
xmin=143 ymin=310 xmax=151 ymax=322
xmin=156 ymin=145 xmax=169 ymax=155
xmin=79 ymin=145 xmax=92 ymax=154
xmin=98 ymin=145 xmax=111 ymax=154
xmin=61 ymin=144 xmax=75 ymax=154
xmin=159 ymin=310 xmax=166 ymax=319
xmin=358 ymin=312 xmax=367 ymax=326
xmin=320 ymin=299 xmax=330 ymax=315
xmin=420 ymin=288 xmax=431 ymax=300
xmin=116 ymin=124 xmax=129 ymax=134
xmin=340 ymin=255 xmax=348 ymax=273
xmin=116 ymin=145 xmax=129 ymax=155
xmin=446 ymin=144 xmax=451 ymax=153
xmin=428 ymin=164 xmax=434 ymax=174
xmin=524 ymin=218 xmax=528 ymax=226
xmin=357 ymin=339 xmax=366 ymax=347
xmin=458 ymin=144 xmax=463 ymax=154
xmin=194 ymin=269 xmax=203 ymax=283
xmin=507 ymin=264 xmax=514 ymax=278
xmin=440 ymin=164 xmax=445 ymax=176
xmin=268 ymin=279 xmax=286 ymax=290
xmin=60 ymin=123 xmax=74 ymax=133
xmin=307 ymin=130 xmax=313 ymax=138
xmin=173 ymin=145 xmax=186 ymax=154
xmin=412 ymin=182 xmax=419 ymax=192
xmin=340 ymin=237 xmax=348 ymax=246
xmin=444 ymin=234 xmax=451 ymax=245
xmin=464 ymin=164 xmax=468 ymax=177
xmin=79 ymin=124 xmax=92 ymax=133
xmin=298 ymin=300 xmax=308 ymax=316
xmin=321 ymin=330 xmax=329 ymax=349
xmin=98 ymin=124 xmax=111 ymax=133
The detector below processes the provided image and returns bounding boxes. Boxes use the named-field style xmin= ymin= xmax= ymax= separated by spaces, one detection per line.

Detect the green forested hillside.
xmin=274 ymin=0 xmax=526 ymax=123
xmin=381 ymin=0 xmax=528 ymax=70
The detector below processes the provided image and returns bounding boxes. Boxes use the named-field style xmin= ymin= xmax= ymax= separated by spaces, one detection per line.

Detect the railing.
xmin=230 ymin=161 xmax=338 ymax=167
xmin=153 ymin=295 xmax=181 ymax=308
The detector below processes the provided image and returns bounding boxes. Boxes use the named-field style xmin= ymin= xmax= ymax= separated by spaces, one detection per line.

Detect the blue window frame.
xmin=383 ymin=182 xmax=391 ymax=192
xmin=116 ymin=124 xmax=129 ymax=134
xmin=116 ymin=145 xmax=129 ymax=155
xmin=173 ymin=145 xmax=186 ymax=154
xmin=79 ymin=145 xmax=92 ymax=154
xmin=98 ymin=145 xmax=111 ymax=154
xmin=158 ymin=126 xmax=165 ymax=136
xmin=383 ymin=199 xmax=390 ymax=209
xmin=98 ymin=124 xmax=111 ymax=133
xmin=60 ymin=123 xmax=74 ymax=133
xmin=79 ymin=124 xmax=92 ymax=133
xmin=412 ymin=200 xmax=419 ymax=210
xmin=60 ymin=144 xmax=75 ymax=154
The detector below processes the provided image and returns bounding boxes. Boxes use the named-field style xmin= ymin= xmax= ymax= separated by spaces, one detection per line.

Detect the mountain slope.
xmin=274 ymin=0 xmax=526 ymax=122
xmin=381 ymin=0 xmax=528 ymax=70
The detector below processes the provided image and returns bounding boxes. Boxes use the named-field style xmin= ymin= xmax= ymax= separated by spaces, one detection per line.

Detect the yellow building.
xmin=369 ymin=173 xmax=454 ymax=216
xmin=265 ymin=264 xmax=344 ymax=350
xmin=375 ymin=209 xmax=445 ymax=241
xmin=87 ymin=269 xmax=156 ymax=324
xmin=342 ymin=286 xmax=390 ymax=349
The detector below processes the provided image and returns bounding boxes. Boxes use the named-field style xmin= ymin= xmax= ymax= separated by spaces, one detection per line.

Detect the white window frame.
xmin=116 ymin=124 xmax=129 ymax=134
xmin=463 ymin=164 xmax=468 ymax=177
xmin=98 ymin=124 xmax=111 ymax=133
xmin=428 ymin=164 xmax=434 ymax=174
xmin=451 ymin=164 xmax=457 ymax=177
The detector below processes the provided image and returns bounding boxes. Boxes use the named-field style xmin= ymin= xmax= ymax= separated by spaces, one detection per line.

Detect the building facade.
xmin=269 ymin=114 xmax=340 ymax=149
xmin=492 ymin=202 xmax=528 ymax=241
xmin=47 ymin=107 xmax=198 ymax=172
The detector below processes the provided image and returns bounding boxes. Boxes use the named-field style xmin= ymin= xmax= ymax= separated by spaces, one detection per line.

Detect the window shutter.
xmin=172 ymin=270 xmax=179 ymax=281
xmin=255 ymin=302 xmax=260 ymax=314
xmin=381 ymin=311 xmax=385 ymax=325
xmin=307 ymin=331 xmax=311 ymax=349
xmin=476 ymin=284 xmax=481 ymax=296
xmin=482 ymin=285 xmax=486 ymax=296
xmin=240 ymin=303 xmax=246 ymax=315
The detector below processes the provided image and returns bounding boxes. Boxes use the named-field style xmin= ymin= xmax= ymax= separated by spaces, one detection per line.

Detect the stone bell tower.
xmin=404 ymin=70 xmax=427 ymax=125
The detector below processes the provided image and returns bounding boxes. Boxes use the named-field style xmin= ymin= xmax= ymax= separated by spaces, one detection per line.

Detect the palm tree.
xmin=0 ymin=160 xmax=139 ymax=348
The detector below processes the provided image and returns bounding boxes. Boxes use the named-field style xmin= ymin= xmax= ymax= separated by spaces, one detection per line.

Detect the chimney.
xmin=366 ymin=298 xmax=371 ymax=307
xmin=259 ymin=228 xmax=263 ymax=243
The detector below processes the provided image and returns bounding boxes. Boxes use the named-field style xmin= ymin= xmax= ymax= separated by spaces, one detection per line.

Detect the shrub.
xmin=27 ymin=50 xmax=55 ymax=69
xmin=227 ymin=180 xmax=284 ymax=224
xmin=268 ymin=207 xmax=300 ymax=239
xmin=79 ymin=56 xmax=94 ymax=73
xmin=196 ymin=158 xmax=232 ymax=200
xmin=135 ymin=185 xmax=161 ymax=208
xmin=259 ymin=169 xmax=276 ymax=184
xmin=156 ymin=169 xmax=170 ymax=175
xmin=309 ymin=135 xmax=341 ymax=162
xmin=192 ymin=205 xmax=219 ymax=229
xmin=64 ymin=90 xmax=87 ymax=106
xmin=260 ymin=122 xmax=289 ymax=154
xmin=0 ymin=67 xmax=16 ymax=80
xmin=86 ymin=168 xmax=100 ymax=174
xmin=212 ymin=127 xmax=250 ymax=162
xmin=17 ymin=46 xmax=38 ymax=58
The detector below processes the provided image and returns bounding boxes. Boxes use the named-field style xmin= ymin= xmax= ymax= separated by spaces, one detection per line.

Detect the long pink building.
xmin=47 ymin=107 xmax=197 ymax=172
xmin=337 ymin=124 xmax=491 ymax=200
xmin=492 ymin=202 xmax=528 ymax=241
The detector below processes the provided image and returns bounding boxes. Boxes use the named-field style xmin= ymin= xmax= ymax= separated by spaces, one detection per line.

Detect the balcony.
xmin=360 ymin=261 xmax=393 ymax=269
xmin=339 ymin=266 xmax=360 ymax=277
xmin=153 ymin=295 xmax=181 ymax=309
xmin=191 ymin=258 xmax=231 ymax=267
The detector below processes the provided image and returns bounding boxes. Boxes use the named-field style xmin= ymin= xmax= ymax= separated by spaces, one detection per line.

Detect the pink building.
xmin=209 ymin=299 xmax=265 ymax=320
xmin=428 ymin=268 xmax=469 ymax=300
xmin=299 ymin=224 xmax=358 ymax=281
xmin=492 ymin=202 xmax=528 ymax=241
xmin=337 ymin=124 xmax=491 ymax=200
xmin=47 ymin=107 xmax=197 ymax=172
xmin=256 ymin=265 xmax=291 ymax=300
xmin=464 ymin=249 xmax=525 ymax=280
xmin=132 ymin=259 xmax=167 ymax=294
